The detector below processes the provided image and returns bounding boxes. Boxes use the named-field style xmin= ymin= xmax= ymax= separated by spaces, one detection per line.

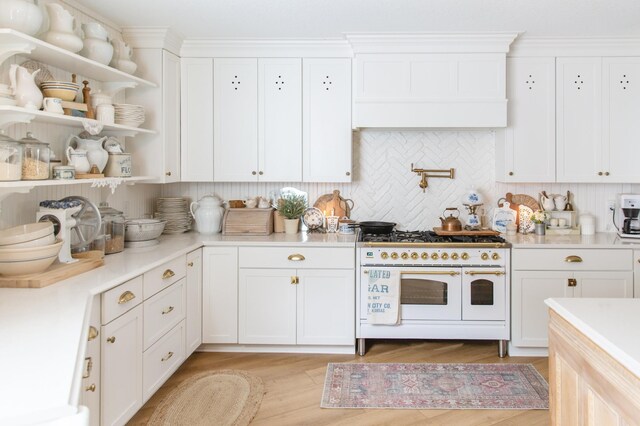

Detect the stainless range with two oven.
xmin=357 ymin=230 xmax=510 ymax=357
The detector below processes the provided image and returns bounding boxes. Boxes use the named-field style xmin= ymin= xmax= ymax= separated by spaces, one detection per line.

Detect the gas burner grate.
xmin=359 ymin=230 xmax=506 ymax=244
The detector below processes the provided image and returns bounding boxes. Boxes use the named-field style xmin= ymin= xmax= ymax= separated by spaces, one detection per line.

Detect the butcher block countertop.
xmin=0 ymin=231 xmax=356 ymax=424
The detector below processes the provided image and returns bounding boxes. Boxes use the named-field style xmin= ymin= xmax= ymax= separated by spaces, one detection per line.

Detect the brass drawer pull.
xmin=162 ymin=306 xmax=175 ymax=315
xmin=400 ymin=271 xmax=460 ymax=276
xmin=187 ymin=261 xmax=194 ymax=267
xmin=290 ymin=276 xmax=299 ymax=285
xmin=162 ymin=269 xmax=176 ymax=279
xmin=288 ymin=254 xmax=305 ymax=261
xmin=82 ymin=357 xmax=93 ymax=379
xmin=565 ymin=255 xmax=583 ymax=263
xmin=161 ymin=351 xmax=174 ymax=362
xmin=118 ymin=291 xmax=136 ymax=304
xmin=465 ymin=271 xmax=506 ymax=276
xmin=88 ymin=326 xmax=99 ymax=341
xmin=107 ymin=336 xmax=116 ymax=344
xmin=568 ymin=278 xmax=577 ymax=287
xmin=85 ymin=384 xmax=96 ymax=392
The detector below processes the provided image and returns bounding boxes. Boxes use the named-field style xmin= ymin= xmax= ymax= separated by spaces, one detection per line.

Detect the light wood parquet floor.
xmin=128 ymin=339 xmax=549 ymax=426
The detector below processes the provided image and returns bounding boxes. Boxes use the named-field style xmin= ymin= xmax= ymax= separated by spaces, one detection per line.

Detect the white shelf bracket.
xmin=100 ymin=82 xmax=138 ymax=98
xmin=0 ymin=42 xmax=35 ymax=67
xmin=0 ymin=111 xmax=35 ymax=129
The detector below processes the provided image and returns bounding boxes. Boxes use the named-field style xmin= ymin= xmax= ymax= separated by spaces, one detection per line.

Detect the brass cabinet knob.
xmin=391 ymin=252 xmax=399 ymax=260
xmin=565 ymin=255 xmax=583 ymax=263
xmin=107 ymin=336 xmax=116 ymax=344
xmin=161 ymin=351 xmax=174 ymax=362
xmin=451 ymin=253 xmax=459 ymax=260
xmin=441 ymin=252 xmax=449 ymax=260
xmin=187 ymin=262 xmax=194 ymax=267
xmin=481 ymin=253 xmax=489 ymax=260
xmin=411 ymin=252 xmax=418 ymax=260
xmin=85 ymin=384 xmax=96 ymax=392
xmin=88 ymin=326 xmax=99 ymax=341
xmin=381 ymin=252 xmax=389 ymax=259
xmin=421 ymin=252 xmax=428 ymax=259
xmin=252 ymin=171 xmax=257 ymax=175
xmin=598 ymin=171 xmax=603 ymax=176
xmin=162 ymin=269 xmax=175 ymax=279
xmin=508 ymin=171 xmax=514 ymax=176
xmin=346 ymin=172 xmax=351 ymax=176
xmin=287 ymin=254 xmax=305 ymax=261
xmin=461 ymin=252 xmax=469 ymax=260
xmin=162 ymin=306 xmax=174 ymax=315
xmin=401 ymin=252 xmax=409 ymax=260
xmin=492 ymin=253 xmax=500 ymax=260
xmin=290 ymin=276 xmax=299 ymax=285
xmin=259 ymin=171 xmax=264 ymax=175
xmin=431 ymin=253 xmax=439 ymax=260
xmin=605 ymin=171 xmax=610 ymax=176
xmin=165 ymin=171 xmax=172 ymax=176
xmin=568 ymin=278 xmax=577 ymax=287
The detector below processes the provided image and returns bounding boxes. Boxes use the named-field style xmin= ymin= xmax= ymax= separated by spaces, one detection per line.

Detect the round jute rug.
xmin=148 ymin=370 xmax=264 ymax=426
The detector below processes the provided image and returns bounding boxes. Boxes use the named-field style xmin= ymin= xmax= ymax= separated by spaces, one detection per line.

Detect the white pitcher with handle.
xmin=190 ymin=195 xmax=225 ymax=235
xmin=66 ymin=146 xmax=91 ymax=174
xmin=9 ymin=64 xmax=42 ymax=109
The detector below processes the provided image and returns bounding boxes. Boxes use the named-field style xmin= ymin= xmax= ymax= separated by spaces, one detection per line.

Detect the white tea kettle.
xmin=190 ymin=195 xmax=224 ymax=235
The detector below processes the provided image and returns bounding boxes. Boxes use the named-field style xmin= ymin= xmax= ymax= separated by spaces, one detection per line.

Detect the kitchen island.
xmin=0 ymin=232 xmax=355 ymax=425
xmin=545 ymin=298 xmax=640 ymax=425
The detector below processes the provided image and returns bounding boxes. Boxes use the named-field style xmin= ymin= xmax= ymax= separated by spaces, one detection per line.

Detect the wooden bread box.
xmin=222 ymin=208 xmax=274 ymax=235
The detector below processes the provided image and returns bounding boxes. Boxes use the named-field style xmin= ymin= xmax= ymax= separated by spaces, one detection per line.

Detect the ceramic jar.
xmin=42 ymin=3 xmax=83 ymax=53
xmin=110 ymin=39 xmax=137 ymax=74
xmin=79 ymin=22 xmax=113 ymax=65
xmin=67 ymin=134 xmax=108 ymax=172
xmin=0 ymin=0 xmax=43 ymax=36
xmin=9 ymin=64 xmax=42 ymax=109
xmin=190 ymin=195 xmax=225 ymax=235
xmin=104 ymin=153 xmax=131 ymax=177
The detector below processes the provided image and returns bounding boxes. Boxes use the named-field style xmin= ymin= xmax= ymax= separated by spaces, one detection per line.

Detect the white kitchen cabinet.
xmin=143 ymin=320 xmax=185 ymax=402
xmin=101 ymin=304 xmax=143 ymax=426
xmin=213 ymin=58 xmax=259 ymax=181
xmin=602 ymin=57 xmax=640 ymax=182
xmin=296 ymin=269 xmax=355 ymax=345
xmin=181 ymin=58 xmax=214 ymax=181
xmin=186 ymin=249 xmax=203 ymax=356
xmin=303 ymin=58 xmax=352 ymax=182
xmin=202 ymin=247 xmax=239 ymax=343
xmin=127 ymin=49 xmax=181 ymax=182
xmin=239 ymin=268 xmax=297 ymax=344
xmin=82 ymin=295 xmax=101 ymax=426
xmin=511 ymin=248 xmax=633 ymax=354
xmin=496 ymin=57 xmax=555 ymax=182
xmin=635 ymin=250 xmax=640 ymax=298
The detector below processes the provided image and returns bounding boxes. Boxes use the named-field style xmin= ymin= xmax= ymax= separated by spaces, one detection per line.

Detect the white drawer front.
xmin=143 ymin=320 xmax=185 ymax=402
xmin=144 ymin=255 xmax=186 ymax=299
xmin=102 ymin=276 xmax=143 ymax=325
xmin=144 ymin=279 xmax=186 ymax=350
xmin=239 ymin=247 xmax=354 ymax=269
xmin=513 ymin=249 xmax=632 ymax=271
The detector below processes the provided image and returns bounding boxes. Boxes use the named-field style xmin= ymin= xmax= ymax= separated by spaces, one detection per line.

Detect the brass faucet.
xmin=410 ymin=164 xmax=455 ymax=193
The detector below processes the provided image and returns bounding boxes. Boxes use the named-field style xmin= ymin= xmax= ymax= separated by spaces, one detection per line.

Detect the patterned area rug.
xmin=321 ymin=363 xmax=548 ymax=410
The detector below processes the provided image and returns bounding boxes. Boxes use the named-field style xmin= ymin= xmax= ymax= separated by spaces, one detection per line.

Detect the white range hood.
xmin=346 ymin=33 xmax=519 ymax=128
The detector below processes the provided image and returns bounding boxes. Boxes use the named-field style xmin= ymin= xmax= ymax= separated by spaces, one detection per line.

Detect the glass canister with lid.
xmin=98 ymin=202 xmax=126 ymax=254
xmin=0 ymin=130 xmax=22 ymax=181
xmin=20 ymin=132 xmax=53 ymax=180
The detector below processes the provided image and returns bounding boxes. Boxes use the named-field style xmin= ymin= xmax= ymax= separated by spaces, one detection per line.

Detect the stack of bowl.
xmin=0 ymin=83 xmax=16 ymax=106
xmin=40 ymin=81 xmax=80 ymax=102
xmin=0 ymin=222 xmax=62 ymax=276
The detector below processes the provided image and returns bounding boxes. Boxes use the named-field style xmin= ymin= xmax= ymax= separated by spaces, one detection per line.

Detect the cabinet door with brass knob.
xmin=186 ymin=249 xmax=203 ymax=356
xmin=82 ymin=295 xmax=101 ymax=426
xmin=101 ymin=304 xmax=143 ymax=426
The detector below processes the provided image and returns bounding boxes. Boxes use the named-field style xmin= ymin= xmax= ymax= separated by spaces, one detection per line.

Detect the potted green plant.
xmin=278 ymin=194 xmax=307 ymax=234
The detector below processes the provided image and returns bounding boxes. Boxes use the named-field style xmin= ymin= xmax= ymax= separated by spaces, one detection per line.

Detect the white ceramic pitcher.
xmin=190 ymin=195 xmax=225 ymax=235
xmin=9 ymin=64 xmax=42 ymax=109
xmin=67 ymin=135 xmax=108 ymax=172
xmin=66 ymin=146 xmax=91 ymax=173
xmin=42 ymin=3 xmax=83 ymax=53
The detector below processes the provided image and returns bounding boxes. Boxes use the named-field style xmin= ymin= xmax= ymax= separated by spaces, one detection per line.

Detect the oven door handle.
xmin=464 ymin=270 xmax=505 ymax=276
xmin=399 ymin=271 xmax=460 ymax=276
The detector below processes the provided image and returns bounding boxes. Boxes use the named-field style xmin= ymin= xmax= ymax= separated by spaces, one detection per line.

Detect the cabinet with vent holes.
xmin=496 ymin=57 xmax=556 ymax=182
xmin=557 ymin=57 xmax=640 ymax=182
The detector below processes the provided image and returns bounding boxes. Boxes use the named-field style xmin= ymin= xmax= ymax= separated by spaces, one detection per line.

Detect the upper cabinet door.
xmin=258 ymin=58 xmax=302 ymax=182
xmin=303 ymin=58 xmax=352 ymax=182
xmin=214 ymin=58 xmax=258 ymax=181
xmin=602 ymin=57 xmax=640 ymax=183
xmin=163 ymin=51 xmax=181 ymax=183
xmin=181 ymin=58 xmax=214 ymax=181
xmin=499 ymin=57 xmax=556 ymax=183
xmin=556 ymin=57 xmax=603 ymax=182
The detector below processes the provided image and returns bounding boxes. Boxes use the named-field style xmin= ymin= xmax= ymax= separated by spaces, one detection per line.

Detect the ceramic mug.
xmin=43 ymin=97 xmax=64 ymax=114
xmin=244 ymin=198 xmax=258 ymax=208
xmin=258 ymin=198 xmax=271 ymax=209
xmin=550 ymin=218 xmax=559 ymax=227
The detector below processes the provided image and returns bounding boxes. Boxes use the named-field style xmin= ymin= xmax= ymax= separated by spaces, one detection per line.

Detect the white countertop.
xmin=545 ymin=298 xmax=640 ymax=379
xmin=506 ymin=232 xmax=640 ymax=249
xmin=0 ymin=231 xmax=356 ymax=424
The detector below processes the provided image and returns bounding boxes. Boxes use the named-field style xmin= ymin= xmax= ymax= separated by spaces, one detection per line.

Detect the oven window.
xmin=401 ymin=278 xmax=447 ymax=305
xmin=470 ymin=279 xmax=494 ymax=305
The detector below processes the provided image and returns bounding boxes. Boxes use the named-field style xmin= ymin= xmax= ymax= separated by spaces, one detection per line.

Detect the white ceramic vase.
xmin=79 ymin=22 xmax=113 ymax=65
xmin=42 ymin=3 xmax=83 ymax=53
xmin=0 ymin=0 xmax=43 ymax=35
xmin=283 ymin=218 xmax=299 ymax=234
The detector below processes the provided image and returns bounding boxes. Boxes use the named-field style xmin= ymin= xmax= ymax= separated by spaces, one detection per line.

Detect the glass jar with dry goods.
xmin=20 ymin=132 xmax=52 ymax=180
xmin=98 ymin=202 xmax=125 ymax=254
xmin=0 ymin=131 xmax=22 ymax=181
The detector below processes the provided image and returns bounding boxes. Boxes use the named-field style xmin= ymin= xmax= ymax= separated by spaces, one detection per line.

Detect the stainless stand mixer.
xmin=37 ymin=196 xmax=101 ymax=263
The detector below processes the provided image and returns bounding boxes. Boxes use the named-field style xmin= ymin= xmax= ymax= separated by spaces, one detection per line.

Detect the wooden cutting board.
xmin=433 ymin=227 xmax=500 ymax=236
xmin=313 ymin=190 xmax=353 ymax=218
xmin=0 ymin=253 xmax=104 ymax=288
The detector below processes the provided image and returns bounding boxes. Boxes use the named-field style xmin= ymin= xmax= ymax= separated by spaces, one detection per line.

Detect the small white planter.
xmin=283 ymin=218 xmax=299 ymax=234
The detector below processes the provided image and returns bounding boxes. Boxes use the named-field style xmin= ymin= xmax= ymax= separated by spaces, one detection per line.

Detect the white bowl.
xmin=0 ymin=255 xmax=58 ymax=276
xmin=0 ymin=233 xmax=55 ymax=249
xmin=0 ymin=240 xmax=63 ymax=262
xmin=125 ymin=219 xmax=166 ymax=241
xmin=0 ymin=222 xmax=54 ymax=246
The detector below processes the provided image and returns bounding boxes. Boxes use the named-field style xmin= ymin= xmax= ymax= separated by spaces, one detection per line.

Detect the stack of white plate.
xmin=154 ymin=198 xmax=192 ymax=234
xmin=113 ymin=104 xmax=145 ymax=128
xmin=0 ymin=84 xmax=16 ymax=106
